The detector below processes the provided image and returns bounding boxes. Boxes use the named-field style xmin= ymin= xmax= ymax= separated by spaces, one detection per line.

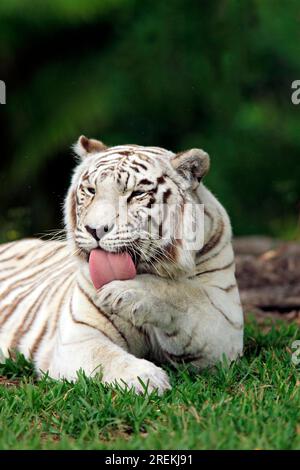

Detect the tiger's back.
xmin=0 ymin=239 xmax=76 ymax=366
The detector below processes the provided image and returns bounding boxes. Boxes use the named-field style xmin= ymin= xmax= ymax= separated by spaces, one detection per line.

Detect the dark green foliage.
xmin=0 ymin=0 xmax=299 ymax=241
xmin=0 ymin=319 xmax=299 ymax=449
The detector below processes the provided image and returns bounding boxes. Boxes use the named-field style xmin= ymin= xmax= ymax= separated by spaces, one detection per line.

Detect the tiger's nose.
xmin=85 ymin=224 xmax=113 ymax=241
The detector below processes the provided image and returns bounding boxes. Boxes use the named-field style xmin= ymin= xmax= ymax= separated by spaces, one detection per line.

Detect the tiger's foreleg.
xmin=45 ymin=317 xmax=170 ymax=394
xmin=96 ymin=274 xmax=244 ymax=369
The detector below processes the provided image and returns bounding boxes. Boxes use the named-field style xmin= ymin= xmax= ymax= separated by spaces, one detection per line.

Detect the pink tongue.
xmin=89 ymin=249 xmax=136 ymax=289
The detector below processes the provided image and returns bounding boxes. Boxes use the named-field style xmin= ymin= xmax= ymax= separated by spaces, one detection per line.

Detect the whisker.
xmin=36 ymin=228 xmax=67 ymax=242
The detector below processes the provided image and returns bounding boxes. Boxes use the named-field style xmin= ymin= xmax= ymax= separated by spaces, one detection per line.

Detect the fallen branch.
xmin=234 ymin=238 xmax=300 ymax=315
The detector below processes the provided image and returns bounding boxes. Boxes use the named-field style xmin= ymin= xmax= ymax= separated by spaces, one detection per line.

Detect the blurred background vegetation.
xmin=0 ymin=0 xmax=299 ymax=243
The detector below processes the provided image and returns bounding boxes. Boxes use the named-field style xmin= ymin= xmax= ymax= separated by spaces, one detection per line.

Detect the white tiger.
xmin=0 ymin=136 xmax=243 ymax=394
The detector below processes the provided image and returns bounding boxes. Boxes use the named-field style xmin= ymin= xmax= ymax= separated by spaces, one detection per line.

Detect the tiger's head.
xmin=65 ymin=136 xmax=210 ymax=277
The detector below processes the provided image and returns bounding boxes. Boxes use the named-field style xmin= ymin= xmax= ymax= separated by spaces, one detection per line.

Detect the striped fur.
xmin=0 ymin=137 xmax=243 ymax=394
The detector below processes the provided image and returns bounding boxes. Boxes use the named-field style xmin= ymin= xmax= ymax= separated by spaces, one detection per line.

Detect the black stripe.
xmin=8 ymin=286 xmax=51 ymax=351
xmin=211 ymin=284 xmax=236 ymax=293
xmin=164 ymin=329 xmax=179 ymax=338
xmin=130 ymin=165 xmax=140 ymax=173
xmin=197 ymin=218 xmax=225 ymax=258
xmin=204 ymin=207 xmax=213 ymax=221
xmin=69 ymin=295 xmax=124 ymax=347
xmin=132 ymin=161 xmax=147 ymax=171
xmin=196 ymin=239 xmax=230 ymax=267
xmin=139 ymin=179 xmax=153 ymax=186
xmin=77 ymin=283 xmax=129 ymax=349
xmin=203 ymin=289 xmax=243 ymax=330
xmin=157 ymin=175 xmax=166 ymax=185
xmin=8 ymin=272 xmax=69 ymax=351
xmin=124 ymin=171 xmax=130 ymax=190
xmin=163 ymin=188 xmax=172 ymax=203
xmin=29 ymin=322 xmax=48 ymax=361
xmin=48 ymin=277 xmax=75 ymax=339
xmin=118 ymin=151 xmax=131 ymax=156
xmin=195 ymin=260 xmax=234 ymax=277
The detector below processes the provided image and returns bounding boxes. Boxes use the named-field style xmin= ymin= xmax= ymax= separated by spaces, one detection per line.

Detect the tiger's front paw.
xmin=106 ymin=358 xmax=171 ymax=395
xmin=96 ymin=280 xmax=164 ymax=327
xmin=96 ymin=280 xmax=144 ymax=317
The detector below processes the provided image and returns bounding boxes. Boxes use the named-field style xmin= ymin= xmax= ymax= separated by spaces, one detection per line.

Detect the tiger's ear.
xmin=73 ymin=135 xmax=107 ymax=159
xmin=171 ymin=148 xmax=210 ymax=189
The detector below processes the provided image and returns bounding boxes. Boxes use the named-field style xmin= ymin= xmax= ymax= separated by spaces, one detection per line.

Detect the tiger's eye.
xmin=131 ymin=190 xmax=145 ymax=198
xmin=87 ymin=187 xmax=96 ymax=195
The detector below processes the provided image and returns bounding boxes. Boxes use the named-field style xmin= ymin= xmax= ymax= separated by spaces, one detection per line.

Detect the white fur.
xmin=0 ymin=141 xmax=243 ymax=395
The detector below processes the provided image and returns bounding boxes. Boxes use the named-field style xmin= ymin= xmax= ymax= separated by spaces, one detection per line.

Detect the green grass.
xmin=0 ymin=318 xmax=299 ymax=450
